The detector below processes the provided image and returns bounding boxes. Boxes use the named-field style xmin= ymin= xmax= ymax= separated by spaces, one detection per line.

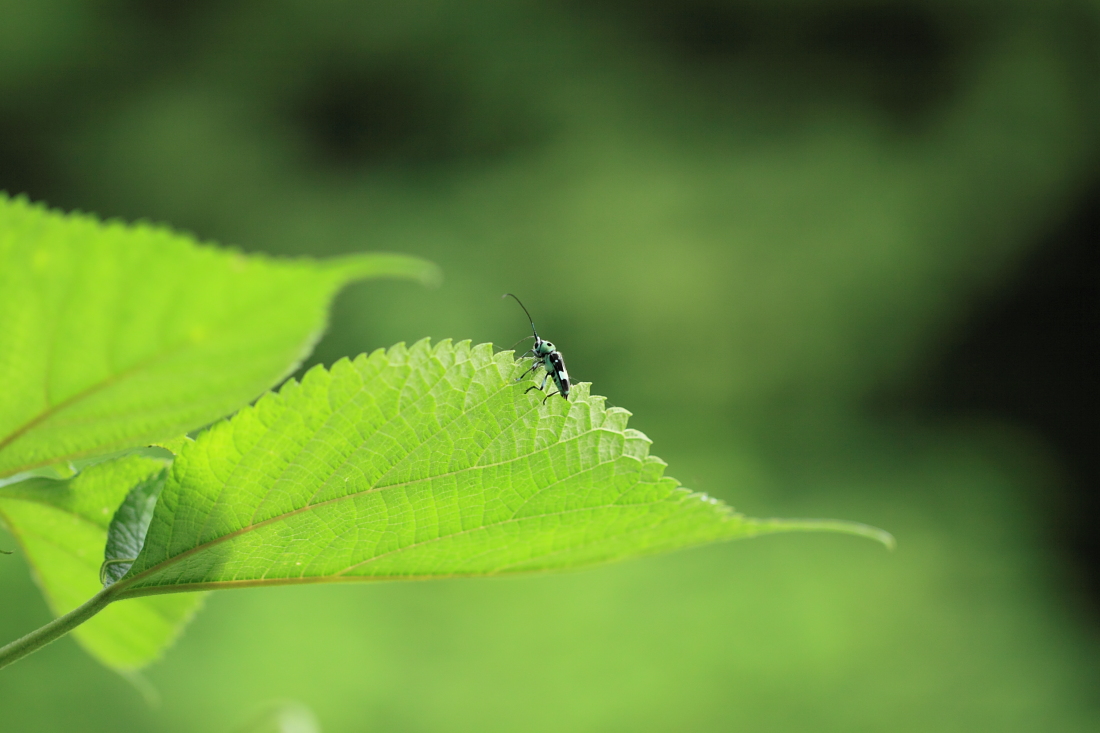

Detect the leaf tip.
xmin=325 ymin=253 xmax=442 ymax=288
xmin=418 ymin=261 xmax=444 ymax=288
xmin=748 ymin=517 xmax=896 ymax=549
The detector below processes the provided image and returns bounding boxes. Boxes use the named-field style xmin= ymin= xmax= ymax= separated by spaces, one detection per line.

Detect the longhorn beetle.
xmin=503 ymin=293 xmax=570 ymax=403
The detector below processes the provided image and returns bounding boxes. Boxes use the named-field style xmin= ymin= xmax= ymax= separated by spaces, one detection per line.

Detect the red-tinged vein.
xmin=0 ymin=264 xmax=344 ymax=479
xmin=115 ymin=418 xmax=632 ymax=592
xmin=0 ymin=346 xmax=187 ymax=475
xmin=245 ymin=351 xmax=511 ymax=534
xmin=163 ymin=487 xmax=696 ymax=589
xmin=229 ymin=350 xmax=434 ymax=534
xmin=330 ymin=470 xmax=666 ymax=577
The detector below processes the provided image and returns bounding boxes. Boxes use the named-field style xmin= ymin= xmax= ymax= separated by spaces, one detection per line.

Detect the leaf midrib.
xmin=0 ymin=262 xmax=350 ymax=477
xmin=116 ymin=418 xmax=634 ymax=594
xmin=188 ymin=347 xmax=520 ymax=549
xmin=116 ymin=495 xmax=684 ymax=597
xmin=0 ymin=345 xmax=186 ymax=476
xmin=187 ymin=348 xmax=460 ymax=548
xmin=330 ymin=480 xmax=676 ymax=577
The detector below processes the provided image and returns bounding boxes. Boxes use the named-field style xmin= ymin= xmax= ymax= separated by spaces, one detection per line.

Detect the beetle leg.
xmin=515 ymin=359 xmax=540 ymax=383
xmin=525 ymin=371 xmax=550 ymax=394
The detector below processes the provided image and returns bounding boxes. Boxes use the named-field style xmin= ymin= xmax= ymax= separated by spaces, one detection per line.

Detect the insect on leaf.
xmin=109 ymin=340 xmax=890 ymax=600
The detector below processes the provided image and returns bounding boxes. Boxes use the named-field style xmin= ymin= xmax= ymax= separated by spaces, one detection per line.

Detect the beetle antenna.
xmin=502 ymin=293 xmax=538 ymax=338
xmin=508 ymin=335 xmax=535 ymax=350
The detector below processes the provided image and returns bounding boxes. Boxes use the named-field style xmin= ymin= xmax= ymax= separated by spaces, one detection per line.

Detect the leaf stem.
xmin=0 ymin=587 xmax=116 ymax=670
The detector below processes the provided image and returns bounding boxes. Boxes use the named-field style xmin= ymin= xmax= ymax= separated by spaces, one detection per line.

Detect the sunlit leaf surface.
xmin=117 ymin=340 xmax=888 ymax=597
xmin=0 ymin=194 xmax=438 ymax=477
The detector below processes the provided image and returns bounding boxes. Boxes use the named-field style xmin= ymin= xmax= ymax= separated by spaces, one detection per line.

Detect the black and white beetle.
xmin=503 ymin=293 xmax=570 ymax=402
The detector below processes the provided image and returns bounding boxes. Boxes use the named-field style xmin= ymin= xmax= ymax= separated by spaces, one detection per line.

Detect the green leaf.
xmin=0 ymin=456 xmax=203 ymax=670
xmin=101 ymin=469 xmax=167 ymax=587
xmin=0 ymin=194 xmax=439 ymax=478
xmin=113 ymin=340 xmax=889 ymax=598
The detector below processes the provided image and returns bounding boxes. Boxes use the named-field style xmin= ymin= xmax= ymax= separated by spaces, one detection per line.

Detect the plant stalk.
xmin=0 ymin=587 xmax=115 ymax=670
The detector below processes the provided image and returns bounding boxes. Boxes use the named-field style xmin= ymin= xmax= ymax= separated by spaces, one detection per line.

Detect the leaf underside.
xmin=116 ymin=340 xmax=889 ymax=598
xmin=102 ymin=469 xmax=167 ymax=586
xmin=0 ymin=194 xmax=438 ymax=478
xmin=0 ymin=456 xmax=203 ymax=670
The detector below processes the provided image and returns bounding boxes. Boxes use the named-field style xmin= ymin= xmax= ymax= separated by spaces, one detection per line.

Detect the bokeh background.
xmin=1 ymin=1 xmax=1098 ymax=730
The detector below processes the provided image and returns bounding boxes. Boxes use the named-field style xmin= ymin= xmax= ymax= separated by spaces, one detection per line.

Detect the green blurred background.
xmin=1 ymin=1 xmax=1098 ymax=730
